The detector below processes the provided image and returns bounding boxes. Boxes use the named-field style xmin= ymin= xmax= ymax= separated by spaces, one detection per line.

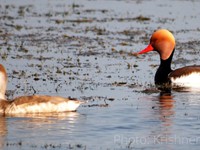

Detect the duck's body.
xmin=138 ymin=29 xmax=200 ymax=89
xmin=169 ymin=66 xmax=200 ymax=88
xmin=2 ymin=95 xmax=82 ymax=114
xmin=0 ymin=64 xmax=83 ymax=115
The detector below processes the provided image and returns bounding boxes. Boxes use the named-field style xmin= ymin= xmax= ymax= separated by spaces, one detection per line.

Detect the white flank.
xmin=170 ymin=72 xmax=200 ymax=90
xmin=5 ymin=101 xmax=81 ymax=114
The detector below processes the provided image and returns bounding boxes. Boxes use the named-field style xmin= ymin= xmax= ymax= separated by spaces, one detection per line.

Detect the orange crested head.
xmin=138 ymin=29 xmax=176 ymax=60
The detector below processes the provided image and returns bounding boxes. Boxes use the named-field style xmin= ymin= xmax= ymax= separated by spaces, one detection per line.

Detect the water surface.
xmin=0 ymin=0 xmax=200 ymax=149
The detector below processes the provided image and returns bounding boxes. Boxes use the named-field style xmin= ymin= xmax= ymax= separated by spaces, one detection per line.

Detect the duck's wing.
xmin=169 ymin=65 xmax=200 ymax=78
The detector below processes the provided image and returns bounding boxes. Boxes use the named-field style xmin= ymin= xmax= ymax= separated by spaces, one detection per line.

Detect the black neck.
xmin=155 ymin=49 xmax=174 ymax=85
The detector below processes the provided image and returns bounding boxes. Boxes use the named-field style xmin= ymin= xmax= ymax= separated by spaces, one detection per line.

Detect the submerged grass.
xmin=5 ymin=141 xmax=87 ymax=150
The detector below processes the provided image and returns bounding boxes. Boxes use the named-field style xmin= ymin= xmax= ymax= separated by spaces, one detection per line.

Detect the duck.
xmin=138 ymin=29 xmax=200 ymax=89
xmin=0 ymin=64 xmax=84 ymax=115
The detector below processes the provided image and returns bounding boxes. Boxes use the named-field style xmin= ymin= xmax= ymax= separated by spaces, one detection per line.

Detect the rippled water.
xmin=2 ymin=92 xmax=200 ymax=150
xmin=1 ymin=0 xmax=200 ymax=149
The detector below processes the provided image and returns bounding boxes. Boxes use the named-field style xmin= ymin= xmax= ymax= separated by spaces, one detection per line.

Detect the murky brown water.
xmin=1 ymin=0 xmax=200 ymax=149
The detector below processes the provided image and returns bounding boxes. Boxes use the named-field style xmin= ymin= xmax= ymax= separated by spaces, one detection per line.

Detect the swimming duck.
xmin=138 ymin=29 xmax=200 ymax=89
xmin=0 ymin=64 xmax=84 ymax=114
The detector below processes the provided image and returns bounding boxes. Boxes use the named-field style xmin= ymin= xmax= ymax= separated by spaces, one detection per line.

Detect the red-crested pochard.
xmin=138 ymin=29 xmax=200 ymax=89
xmin=0 ymin=64 xmax=84 ymax=114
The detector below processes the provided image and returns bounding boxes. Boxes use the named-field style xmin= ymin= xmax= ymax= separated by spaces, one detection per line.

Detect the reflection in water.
xmin=7 ymin=112 xmax=81 ymax=130
xmin=159 ymin=91 xmax=174 ymax=126
xmin=154 ymin=91 xmax=175 ymax=144
xmin=0 ymin=116 xmax=7 ymax=149
xmin=0 ymin=112 xmax=81 ymax=149
xmin=7 ymin=111 xmax=80 ymax=120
